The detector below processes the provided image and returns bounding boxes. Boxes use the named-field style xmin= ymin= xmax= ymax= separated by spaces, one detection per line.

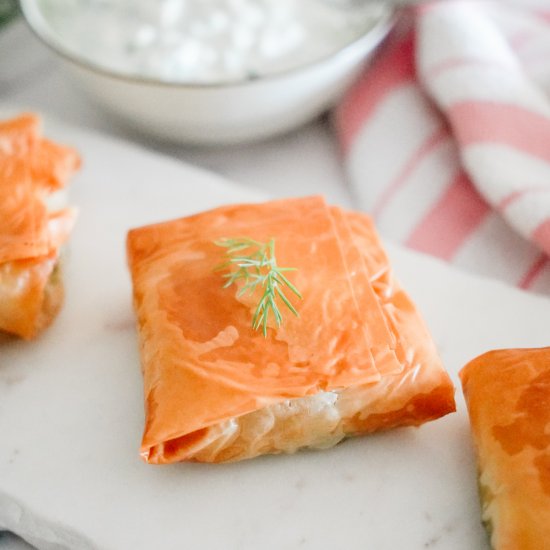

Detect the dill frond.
xmin=215 ymin=237 xmax=302 ymax=337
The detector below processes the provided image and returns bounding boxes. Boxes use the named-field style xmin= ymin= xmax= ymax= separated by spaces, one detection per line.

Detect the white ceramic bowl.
xmin=21 ymin=1 xmax=394 ymax=145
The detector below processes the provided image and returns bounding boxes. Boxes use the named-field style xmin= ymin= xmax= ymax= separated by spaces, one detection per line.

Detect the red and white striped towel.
xmin=335 ymin=0 xmax=550 ymax=293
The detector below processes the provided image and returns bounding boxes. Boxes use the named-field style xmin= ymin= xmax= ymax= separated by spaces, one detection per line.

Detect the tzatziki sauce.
xmin=41 ymin=0 xmax=388 ymax=83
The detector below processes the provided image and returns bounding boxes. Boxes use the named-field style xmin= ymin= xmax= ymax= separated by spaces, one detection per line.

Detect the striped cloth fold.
xmin=335 ymin=0 xmax=550 ymax=293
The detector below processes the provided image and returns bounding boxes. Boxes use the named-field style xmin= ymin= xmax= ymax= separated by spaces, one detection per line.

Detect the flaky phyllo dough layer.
xmin=0 ymin=114 xmax=79 ymax=339
xmin=460 ymin=348 xmax=550 ymax=550
xmin=127 ymin=197 xmax=455 ymax=463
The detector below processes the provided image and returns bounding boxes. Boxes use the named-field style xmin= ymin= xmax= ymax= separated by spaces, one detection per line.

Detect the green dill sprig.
xmin=215 ymin=237 xmax=302 ymax=337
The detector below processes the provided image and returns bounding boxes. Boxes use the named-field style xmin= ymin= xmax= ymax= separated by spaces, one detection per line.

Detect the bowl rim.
xmin=20 ymin=0 xmax=395 ymax=89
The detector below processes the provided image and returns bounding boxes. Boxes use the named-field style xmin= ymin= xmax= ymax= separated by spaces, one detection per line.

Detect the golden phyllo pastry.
xmin=460 ymin=347 xmax=550 ymax=549
xmin=127 ymin=196 xmax=455 ymax=464
xmin=0 ymin=114 xmax=80 ymax=339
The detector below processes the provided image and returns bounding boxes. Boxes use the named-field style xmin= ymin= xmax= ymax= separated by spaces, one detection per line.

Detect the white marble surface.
xmin=1 ymin=116 xmax=550 ymax=549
